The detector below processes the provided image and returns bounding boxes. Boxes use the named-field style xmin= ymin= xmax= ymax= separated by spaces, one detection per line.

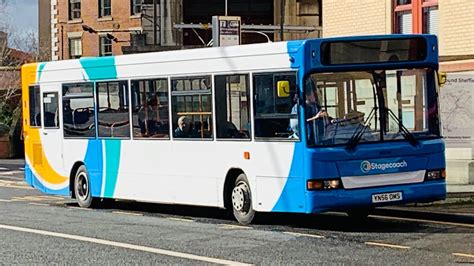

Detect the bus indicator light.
xmin=244 ymin=152 xmax=250 ymax=160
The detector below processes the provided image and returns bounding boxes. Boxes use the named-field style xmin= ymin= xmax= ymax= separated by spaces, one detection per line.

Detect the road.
xmin=0 ymin=162 xmax=473 ymax=264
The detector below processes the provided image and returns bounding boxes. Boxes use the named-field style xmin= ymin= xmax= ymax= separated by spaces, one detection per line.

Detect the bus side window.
xmin=97 ymin=81 xmax=131 ymax=138
xmin=131 ymin=78 xmax=170 ymax=139
xmin=29 ymin=85 xmax=41 ymax=127
xmin=171 ymin=76 xmax=213 ymax=139
xmin=62 ymin=83 xmax=96 ymax=138
xmin=43 ymin=92 xmax=59 ymax=128
xmin=214 ymin=74 xmax=250 ymax=139
xmin=253 ymin=72 xmax=298 ymax=140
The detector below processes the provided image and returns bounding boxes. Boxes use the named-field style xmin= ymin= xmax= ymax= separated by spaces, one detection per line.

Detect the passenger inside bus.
xmin=174 ymin=116 xmax=199 ymax=138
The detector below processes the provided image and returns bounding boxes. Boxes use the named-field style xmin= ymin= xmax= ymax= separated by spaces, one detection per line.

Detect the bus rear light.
xmin=307 ymin=179 xmax=343 ymax=191
xmin=425 ymin=169 xmax=445 ymax=181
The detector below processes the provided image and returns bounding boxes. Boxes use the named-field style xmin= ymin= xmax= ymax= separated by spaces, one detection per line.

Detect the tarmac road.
xmin=0 ymin=161 xmax=473 ymax=264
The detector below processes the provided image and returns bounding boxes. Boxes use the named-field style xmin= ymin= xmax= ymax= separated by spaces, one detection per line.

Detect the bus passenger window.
xmin=171 ymin=76 xmax=213 ymax=139
xmin=215 ymin=74 xmax=250 ymax=139
xmin=97 ymin=81 xmax=130 ymax=138
xmin=253 ymin=73 xmax=298 ymax=140
xmin=131 ymin=78 xmax=170 ymax=139
xmin=43 ymin=92 xmax=59 ymax=128
xmin=62 ymin=83 xmax=95 ymax=138
xmin=29 ymin=86 xmax=41 ymax=127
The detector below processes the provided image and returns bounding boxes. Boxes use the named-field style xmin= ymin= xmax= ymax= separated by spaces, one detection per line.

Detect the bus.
xmin=22 ymin=34 xmax=446 ymax=224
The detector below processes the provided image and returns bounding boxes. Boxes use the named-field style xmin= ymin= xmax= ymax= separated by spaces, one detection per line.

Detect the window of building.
xmin=171 ymin=76 xmax=213 ymax=139
xmin=43 ymin=92 xmax=59 ymax=128
xmin=62 ymin=83 xmax=95 ymax=138
xmin=253 ymin=72 xmax=298 ymax=140
xmin=69 ymin=38 xmax=82 ymax=59
xmin=131 ymin=0 xmax=142 ymax=15
xmin=29 ymin=86 xmax=41 ymax=127
xmin=97 ymin=81 xmax=130 ymax=138
xmin=394 ymin=0 xmax=438 ymax=34
xmin=131 ymin=79 xmax=170 ymax=138
xmin=99 ymin=0 xmax=111 ymax=17
xmin=99 ymin=36 xmax=113 ymax=56
xmin=214 ymin=74 xmax=250 ymax=139
xmin=69 ymin=0 xmax=81 ymax=20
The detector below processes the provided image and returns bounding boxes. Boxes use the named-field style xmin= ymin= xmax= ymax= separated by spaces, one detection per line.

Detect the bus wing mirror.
xmin=277 ymin=81 xmax=290 ymax=97
xmin=438 ymin=72 xmax=447 ymax=87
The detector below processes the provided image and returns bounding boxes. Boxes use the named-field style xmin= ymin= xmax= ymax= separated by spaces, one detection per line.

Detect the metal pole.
xmin=280 ymin=0 xmax=285 ymax=41
xmin=225 ymin=0 xmax=228 ymax=16
xmin=153 ymin=0 xmax=157 ymax=45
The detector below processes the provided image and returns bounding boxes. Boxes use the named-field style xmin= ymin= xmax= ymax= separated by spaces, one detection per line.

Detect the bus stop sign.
xmin=212 ymin=16 xmax=241 ymax=47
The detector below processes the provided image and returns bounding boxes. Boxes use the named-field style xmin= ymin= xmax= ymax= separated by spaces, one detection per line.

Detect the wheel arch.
xmin=223 ymin=168 xmax=246 ymax=210
xmin=69 ymin=161 xmax=84 ymax=199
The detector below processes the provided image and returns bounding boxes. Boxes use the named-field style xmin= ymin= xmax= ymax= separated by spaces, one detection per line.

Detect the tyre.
xmin=74 ymin=165 xmax=98 ymax=208
xmin=231 ymin=174 xmax=255 ymax=225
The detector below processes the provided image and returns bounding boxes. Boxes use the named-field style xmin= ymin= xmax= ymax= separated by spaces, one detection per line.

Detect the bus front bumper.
xmin=305 ymin=180 xmax=446 ymax=213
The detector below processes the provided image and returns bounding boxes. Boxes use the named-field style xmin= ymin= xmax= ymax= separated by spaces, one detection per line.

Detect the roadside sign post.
xmin=212 ymin=16 xmax=241 ymax=47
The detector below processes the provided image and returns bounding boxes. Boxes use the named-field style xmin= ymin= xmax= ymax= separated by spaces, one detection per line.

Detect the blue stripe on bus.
xmin=37 ymin=63 xmax=46 ymax=82
xmin=24 ymin=163 xmax=69 ymax=196
xmin=271 ymin=40 xmax=307 ymax=213
xmin=79 ymin=57 xmax=117 ymax=81
xmin=103 ymin=139 xmax=121 ymax=198
xmin=84 ymin=139 xmax=104 ymax=198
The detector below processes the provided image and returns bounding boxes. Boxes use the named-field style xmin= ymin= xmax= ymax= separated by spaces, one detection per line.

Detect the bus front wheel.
xmin=231 ymin=174 xmax=255 ymax=225
xmin=74 ymin=165 xmax=97 ymax=208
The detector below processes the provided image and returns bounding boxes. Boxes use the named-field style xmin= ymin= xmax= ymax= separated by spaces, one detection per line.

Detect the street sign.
xmin=212 ymin=16 xmax=241 ymax=47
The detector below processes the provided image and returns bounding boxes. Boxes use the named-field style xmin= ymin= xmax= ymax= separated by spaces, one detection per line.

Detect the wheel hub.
xmin=76 ymin=173 xmax=89 ymax=201
xmin=232 ymin=183 xmax=249 ymax=212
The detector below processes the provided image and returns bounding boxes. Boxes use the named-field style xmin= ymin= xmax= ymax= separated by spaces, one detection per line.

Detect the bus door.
xmin=40 ymin=85 xmax=64 ymax=178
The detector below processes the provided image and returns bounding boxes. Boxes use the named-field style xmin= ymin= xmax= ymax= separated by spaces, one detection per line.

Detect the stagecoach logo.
xmin=360 ymin=160 xmax=408 ymax=174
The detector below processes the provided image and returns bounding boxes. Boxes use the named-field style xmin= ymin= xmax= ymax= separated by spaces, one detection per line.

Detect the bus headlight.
xmin=307 ymin=179 xmax=343 ymax=191
xmin=425 ymin=169 xmax=446 ymax=181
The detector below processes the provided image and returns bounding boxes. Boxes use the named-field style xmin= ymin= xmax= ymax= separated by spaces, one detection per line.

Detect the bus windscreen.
xmin=320 ymin=38 xmax=427 ymax=65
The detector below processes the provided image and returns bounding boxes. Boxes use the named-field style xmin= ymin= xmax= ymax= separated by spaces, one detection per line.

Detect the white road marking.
xmin=0 ymin=224 xmax=251 ymax=265
xmin=365 ymin=241 xmax=411 ymax=250
xmin=0 ymin=167 xmax=7 ymax=170
xmin=112 ymin=211 xmax=143 ymax=216
xmin=453 ymin=253 xmax=474 ymax=259
xmin=0 ymin=199 xmax=12 ymax=202
xmin=219 ymin=224 xmax=253 ymax=230
xmin=284 ymin=232 xmax=325 ymax=239
xmin=370 ymin=215 xmax=474 ymax=229
xmin=0 ymin=171 xmax=23 ymax=175
xmin=67 ymin=206 xmax=92 ymax=211
xmin=167 ymin=217 xmax=194 ymax=223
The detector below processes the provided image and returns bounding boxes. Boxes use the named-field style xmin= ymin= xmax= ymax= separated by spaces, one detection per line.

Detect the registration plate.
xmin=372 ymin=192 xmax=403 ymax=203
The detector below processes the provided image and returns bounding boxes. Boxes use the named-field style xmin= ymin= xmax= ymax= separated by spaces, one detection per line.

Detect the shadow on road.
xmin=62 ymin=199 xmax=472 ymax=233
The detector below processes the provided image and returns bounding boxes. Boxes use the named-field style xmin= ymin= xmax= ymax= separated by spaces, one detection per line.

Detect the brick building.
xmin=323 ymin=0 xmax=474 ymax=189
xmin=40 ymin=0 xmax=322 ymax=59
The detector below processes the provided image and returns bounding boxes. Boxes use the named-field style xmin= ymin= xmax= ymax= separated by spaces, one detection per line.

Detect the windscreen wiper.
xmin=385 ymin=108 xmax=418 ymax=146
xmin=346 ymin=107 xmax=377 ymax=150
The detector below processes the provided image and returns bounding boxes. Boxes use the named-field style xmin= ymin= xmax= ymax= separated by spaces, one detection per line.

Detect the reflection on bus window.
xmin=171 ymin=76 xmax=213 ymax=139
xmin=97 ymin=81 xmax=130 ymax=138
xmin=29 ymin=86 xmax=41 ymax=127
xmin=215 ymin=74 xmax=250 ymax=139
xmin=131 ymin=79 xmax=170 ymax=139
xmin=43 ymin=92 xmax=59 ymax=128
xmin=253 ymin=72 xmax=298 ymax=140
xmin=62 ymin=83 xmax=95 ymax=138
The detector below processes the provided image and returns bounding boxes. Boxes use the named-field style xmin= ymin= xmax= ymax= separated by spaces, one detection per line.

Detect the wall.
xmin=54 ymin=0 xmax=142 ymax=59
xmin=439 ymin=0 xmax=474 ymax=56
xmin=322 ymin=0 xmax=391 ymax=37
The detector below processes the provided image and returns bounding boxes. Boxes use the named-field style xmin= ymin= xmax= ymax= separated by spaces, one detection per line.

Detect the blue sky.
xmin=4 ymin=0 xmax=38 ymax=48
xmin=10 ymin=0 xmax=38 ymax=35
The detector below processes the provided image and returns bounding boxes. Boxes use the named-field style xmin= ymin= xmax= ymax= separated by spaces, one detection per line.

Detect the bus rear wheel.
xmin=231 ymin=174 xmax=255 ymax=225
xmin=74 ymin=165 xmax=97 ymax=208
